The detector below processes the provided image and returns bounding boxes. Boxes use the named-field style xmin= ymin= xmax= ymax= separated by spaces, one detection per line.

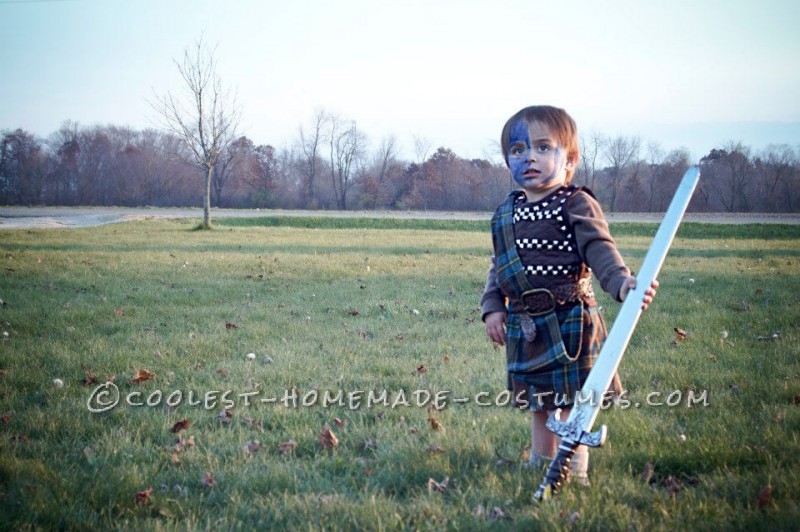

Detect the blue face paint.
xmin=507 ymin=119 xmax=569 ymax=201
xmin=508 ymin=120 xmax=531 ymax=187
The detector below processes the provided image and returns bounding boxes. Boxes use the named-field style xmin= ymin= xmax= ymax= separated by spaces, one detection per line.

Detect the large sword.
xmin=533 ymin=165 xmax=701 ymax=501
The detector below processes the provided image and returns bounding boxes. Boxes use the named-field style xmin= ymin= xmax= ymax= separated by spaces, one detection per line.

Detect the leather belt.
xmin=509 ymin=277 xmax=595 ymax=316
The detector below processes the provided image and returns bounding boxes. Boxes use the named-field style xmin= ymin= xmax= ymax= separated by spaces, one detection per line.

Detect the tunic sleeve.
xmin=480 ymin=255 xmax=507 ymax=321
xmin=567 ymin=190 xmax=630 ymax=302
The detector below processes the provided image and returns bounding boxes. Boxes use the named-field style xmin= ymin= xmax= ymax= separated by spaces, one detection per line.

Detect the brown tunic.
xmin=480 ymin=186 xmax=629 ymax=410
xmin=481 ymin=187 xmax=630 ymax=320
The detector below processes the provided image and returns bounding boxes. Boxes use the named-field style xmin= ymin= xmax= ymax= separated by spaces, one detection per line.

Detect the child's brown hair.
xmin=501 ymin=105 xmax=580 ymax=184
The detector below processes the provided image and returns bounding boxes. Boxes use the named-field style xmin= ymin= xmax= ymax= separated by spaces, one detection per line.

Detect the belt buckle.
xmin=521 ymin=288 xmax=556 ymax=316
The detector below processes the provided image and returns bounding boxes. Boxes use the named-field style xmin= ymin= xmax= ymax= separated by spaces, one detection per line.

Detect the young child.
xmin=480 ymin=105 xmax=657 ymax=485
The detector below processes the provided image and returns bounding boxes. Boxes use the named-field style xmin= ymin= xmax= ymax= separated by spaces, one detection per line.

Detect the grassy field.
xmin=0 ymin=217 xmax=798 ymax=529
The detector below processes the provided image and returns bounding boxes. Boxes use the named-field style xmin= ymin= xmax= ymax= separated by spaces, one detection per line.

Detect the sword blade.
xmin=534 ymin=165 xmax=701 ymax=500
xmin=578 ymin=165 xmax=700 ymax=429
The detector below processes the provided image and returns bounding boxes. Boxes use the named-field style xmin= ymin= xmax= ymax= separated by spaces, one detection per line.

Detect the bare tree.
xmin=577 ymin=130 xmax=604 ymax=190
xmin=298 ymin=109 xmax=328 ymax=208
xmin=602 ymin=135 xmax=641 ymax=212
xmin=150 ymin=38 xmax=241 ymax=228
xmin=413 ymin=134 xmax=433 ymax=165
xmin=327 ymin=115 xmax=367 ymax=210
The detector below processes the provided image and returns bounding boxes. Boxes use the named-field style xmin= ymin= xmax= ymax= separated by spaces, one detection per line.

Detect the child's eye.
xmin=510 ymin=146 xmax=525 ymax=156
xmin=537 ymin=145 xmax=552 ymax=152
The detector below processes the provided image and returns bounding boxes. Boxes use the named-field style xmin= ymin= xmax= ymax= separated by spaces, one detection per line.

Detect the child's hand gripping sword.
xmin=533 ymin=166 xmax=701 ymax=501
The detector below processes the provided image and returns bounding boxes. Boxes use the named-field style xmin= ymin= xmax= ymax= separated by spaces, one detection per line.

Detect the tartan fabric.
xmin=509 ymin=305 xmax=607 ymax=411
xmin=490 ymin=188 xmax=613 ymax=412
xmin=491 ymin=191 xmax=535 ymax=298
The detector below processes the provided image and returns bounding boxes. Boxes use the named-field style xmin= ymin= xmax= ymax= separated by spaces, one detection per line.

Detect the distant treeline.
xmin=2 ymin=118 xmax=798 ymax=212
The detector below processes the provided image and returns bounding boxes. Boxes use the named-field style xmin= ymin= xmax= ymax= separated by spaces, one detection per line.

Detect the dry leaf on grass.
xmin=105 ymin=374 xmax=116 ymax=383
xmin=82 ymin=370 xmax=98 ymax=386
xmin=428 ymin=415 xmax=443 ymax=431
xmin=135 ymin=487 xmax=153 ymax=504
xmin=319 ymin=424 xmax=339 ymax=450
xmin=674 ymin=327 xmax=688 ymax=341
xmin=202 ymin=472 xmax=216 ymax=488
xmin=427 ymin=442 xmax=445 ymax=454
xmin=242 ymin=416 xmax=262 ymax=429
xmin=641 ymin=461 xmax=655 ymax=484
xmin=130 ymin=369 xmax=155 ymax=383
xmin=114 ymin=308 xmax=125 ymax=317
xmin=225 ymin=321 xmax=238 ymax=329
xmin=277 ymin=439 xmax=298 ymax=455
xmin=218 ymin=410 xmax=233 ymax=424
xmin=243 ymin=440 xmax=261 ymax=455
xmin=170 ymin=419 xmax=190 ymax=433
xmin=333 ymin=417 xmax=346 ymax=428
xmin=427 ymin=477 xmax=449 ymax=493
xmin=173 ymin=435 xmax=195 ymax=452
xmin=414 ymin=364 xmax=427 ymax=375
xmin=757 ymin=482 xmax=773 ymax=509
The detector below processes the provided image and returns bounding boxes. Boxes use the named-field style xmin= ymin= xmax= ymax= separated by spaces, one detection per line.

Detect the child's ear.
xmin=566 ymin=152 xmax=579 ymax=168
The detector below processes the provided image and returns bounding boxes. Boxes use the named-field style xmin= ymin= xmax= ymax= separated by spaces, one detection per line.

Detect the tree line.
xmin=2 ymin=115 xmax=799 ymax=213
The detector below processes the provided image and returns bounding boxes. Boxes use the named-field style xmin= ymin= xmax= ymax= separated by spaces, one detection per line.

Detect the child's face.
xmin=507 ymin=119 xmax=572 ymax=201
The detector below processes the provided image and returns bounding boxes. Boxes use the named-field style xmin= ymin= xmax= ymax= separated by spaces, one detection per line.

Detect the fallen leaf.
xmin=114 ymin=308 xmax=125 ymax=317
xmin=135 ymin=487 xmax=154 ymax=504
xmin=641 ymin=461 xmax=655 ymax=484
xmin=242 ymin=416 xmax=262 ymax=429
xmin=170 ymin=453 xmax=180 ymax=464
xmin=277 ymin=439 xmax=298 ymax=455
xmin=1 ymin=414 xmax=10 ymax=424
xmin=319 ymin=424 xmax=339 ymax=450
xmin=333 ymin=417 xmax=346 ymax=428
xmin=173 ymin=435 xmax=195 ymax=452
xmin=427 ymin=442 xmax=445 ymax=454
xmin=414 ymin=364 xmax=427 ymax=375
xmin=662 ymin=475 xmax=683 ymax=496
xmin=674 ymin=327 xmax=688 ymax=341
xmin=225 ymin=321 xmax=238 ymax=329
xmin=349 ymin=309 xmax=361 ymax=316
xmin=427 ymin=476 xmax=449 ymax=493
xmin=82 ymin=370 xmax=98 ymax=386
xmin=105 ymin=374 xmax=116 ymax=383
xmin=243 ymin=440 xmax=261 ymax=455
xmin=757 ymin=482 xmax=773 ymax=509
xmin=216 ymin=368 xmax=229 ymax=378
xmin=202 ymin=472 xmax=216 ymax=488
xmin=130 ymin=369 xmax=155 ymax=383
xmin=218 ymin=410 xmax=233 ymax=424
xmin=170 ymin=418 xmax=190 ymax=433
xmin=442 ymin=355 xmax=450 ymax=362
xmin=428 ymin=415 xmax=443 ymax=431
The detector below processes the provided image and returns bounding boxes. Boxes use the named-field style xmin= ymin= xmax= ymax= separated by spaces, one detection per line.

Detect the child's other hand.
xmin=618 ymin=277 xmax=659 ymax=310
xmin=485 ymin=311 xmax=507 ymax=345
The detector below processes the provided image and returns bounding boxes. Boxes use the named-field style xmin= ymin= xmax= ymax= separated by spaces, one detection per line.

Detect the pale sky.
xmin=1 ymin=0 xmax=799 ymax=163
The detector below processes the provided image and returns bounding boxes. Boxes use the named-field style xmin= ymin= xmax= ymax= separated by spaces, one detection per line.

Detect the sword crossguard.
xmin=545 ymin=408 xmax=607 ymax=448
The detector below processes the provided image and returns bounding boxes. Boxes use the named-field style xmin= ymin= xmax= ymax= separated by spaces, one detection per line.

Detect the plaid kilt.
xmin=508 ymin=303 xmax=610 ymax=411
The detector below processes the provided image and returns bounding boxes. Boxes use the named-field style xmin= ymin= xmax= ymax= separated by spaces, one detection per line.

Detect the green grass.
xmin=0 ymin=218 xmax=798 ymax=529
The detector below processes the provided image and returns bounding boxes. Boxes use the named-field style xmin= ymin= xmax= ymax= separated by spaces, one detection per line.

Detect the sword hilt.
xmin=533 ymin=409 xmax=608 ymax=502
xmin=533 ymin=440 xmax=577 ymax=501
